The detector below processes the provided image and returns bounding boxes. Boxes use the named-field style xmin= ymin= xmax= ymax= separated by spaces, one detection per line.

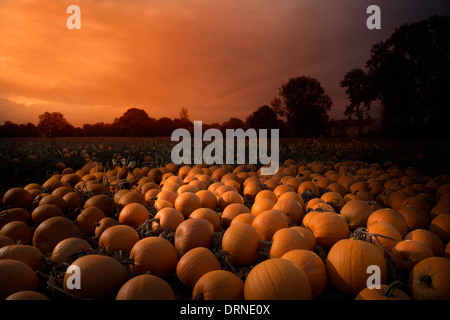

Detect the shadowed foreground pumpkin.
xmin=130 ymin=237 xmax=178 ymax=277
xmin=193 ymin=270 xmax=244 ymax=300
xmin=176 ymin=247 xmax=221 ymax=290
xmin=222 ymin=222 xmax=261 ymax=267
xmin=0 ymin=259 xmax=39 ymax=299
xmin=5 ymin=290 xmax=49 ymax=300
xmin=392 ymin=240 xmax=434 ymax=272
xmin=281 ymin=249 xmax=327 ymax=297
xmin=244 ymin=258 xmax=312 ymax=300
xmin=98 ymin=224 xmax=140 ymax=253
xmin=116 ymin=274 xmax=175 ymax=300
xmin=0 ymin=208 xmax=30 ymax=229
xmin=174 ymin=218 xmax=214 ymax=255
xmin=63 ymin=254 xmax=128 ymax=299
xmin=32 ymin=216 xmax=82 ymax=254
xmin=355 ymin=281 xmax=411 ymax=300
xmin=51 ymin=238 xmax=92 ymax=264
xmin=326 ymin=239 xmax=387 ymax=295
xmin=0 ymin=220 xmax=32 ymax=245
xmin=0 ymin=244 xmax=43 ymax=271
xmin=408 ymin=256 xmax=450 ymax=300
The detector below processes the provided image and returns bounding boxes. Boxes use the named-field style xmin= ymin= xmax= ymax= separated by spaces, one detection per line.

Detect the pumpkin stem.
xmin=417 ymin=275 xmax=432 ymax=286
xmin=385 ymin=281 xmax=403 ymax=297
xmin=193 ymin=292 xmax=204 ymax=300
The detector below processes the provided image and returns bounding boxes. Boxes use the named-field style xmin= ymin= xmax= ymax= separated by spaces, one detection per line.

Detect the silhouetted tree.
xmin=222 ymin=117 xmax=246 ymax=131
xmin=112 ymin=108 xmax=156 ymax=136
xmin=246 ymin=105 xmax=280 ymax=131
xmin=274 ymin=76 xmax=332 ymax=137
xmin=341 ymin=15 xmax=450 ymax=137
xmin=155 ymin=117 xmax=175 ymax=137
xmin=37 ymin=112 xmax=74 ymax=137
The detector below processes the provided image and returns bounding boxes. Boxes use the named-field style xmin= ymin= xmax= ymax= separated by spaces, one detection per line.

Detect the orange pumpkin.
xmin=367 ymin=222 xmax=402 ymax=253
xmin=0 ymin=244 xmax=43 ymax=271
xmin=174 ymin=218 xmax=214 ymax=255
xmin=63 ymin=254 xmax=128 ymax=299
xmin=222 ymin=222 xmax=261 ymax=267
xmin=340 ymin=200 xmax=373 ymax=229
xmin=176 ymin=247 xmax=221 ymax=289
xmin=429 ymin=214 xmax=450 ymax=242
xmin=0 ymin=259 xmax=39 ymax=299
xmin=230 ymin=213 xmax=255 ymax=226
xmin=221 ymin=203 xmax=251 ymax=229
xmin=392 ymin=240 xmax=434 ymax=271
xmin=408 ymin=257 xmax=450 ymax=300
xmin=218 ymin=191 xmax=244 ymax=211
xmin=281 ymin=249 xmax=327 ymax=297
xmin=130 ymin=237 xmax=178 ymax=277
xmin=404 ymin=229 xmax=444 ymax=257
xmin=98 ymin=224 xmax=140 ymax=253
xmin=398 ymin=206 xmax=429 ymax=231
xmin=367 ymin=208 xmax=408 ymax=237
xmin=0 ymin=221 xmax=32 ymax=245
xmin=326 ymin=239 xmax=387 ymax=295
xmin=76 ymin=207 xmax=106 ymax=235
xmin=270 ymin=228 xmax=310 ymax=258
xmin=174 ymin=192 xmax=202 ymax=219
xmin=116 ymin=274 xmax=175 ymax=300
xmin=355 ymin=281 xmax=411 ymax=300
xmin=152 ymin=208 xmax=185 ymax=232
xmin=308 ymin=211 xmax=349 ymax=250
xmin=195 ymin=190 xmax=217 ymax=211
xmin=2 ymin=188 xmax=33 ymax=209
xmin=252 ymin=209 xmax=289 ymax=241
xmin=272 ymin=198 xmax=304 ymax=225
xmin=51 ymin=238 xmax=92 ymax=263
xmin=189 ymin=208 xmax=221 ymax=232
xmin=32 ymin=216 xmax=82 ymax=254
xmin=251 ymin=198 xmax=275 ymax=216
xmin=84 ymin=194 xmax=117 ymax=217
xmin=193 ymin=270 xmax=244 ymax=300
xmin=244 ymin=258 xmax=312 ymax=300
xmin=118 ymin=203 xmax=149 ymax=228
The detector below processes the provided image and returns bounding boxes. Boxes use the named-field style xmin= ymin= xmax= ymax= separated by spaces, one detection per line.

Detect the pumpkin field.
xmin=0 ymin=137 xmax=449 ymax=301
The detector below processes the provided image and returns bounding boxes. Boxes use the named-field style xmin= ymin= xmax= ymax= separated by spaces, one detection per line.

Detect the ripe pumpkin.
xmin=367 ymin=222 xmax=402 ymax=253
xmin=367 ymin=208 xmax=408 ymax=237
xmin=298 ymin=181 xmax=319 ymax=198
xmin=5 ymin=290 xmax=49 ymax=300
xmin=230 ymin=213 xmax=255 ymax=226
xmin=174 ymin=218 xmax=214 ymax=255
xmin=0 ymin=208 xmax=30 ymax=229
xmin=252 ymin=209 xmax=289 ymax=241
xmin=218 ymin=191 xmax=244 ymax=211
xmin=0 ymin=259 xmax=39 ymax=299
xmin=408 ymin=257 xmax=450 ymax=300
xmin=94 ymin=217 xmax=120 ymax=238
xmin=63 ymin=254 xmax=128 ymax=299
xmin=38 ymin=194 xmax=66 ymax=210
xmin=130 ymin=237 xmax=178 ymax=277
xmin=116 ymin=274 xmax=175 ymax=300
xmin=251 ymin=198 xmax=275 ymax=216
xmin=152 ymin=207 xmax=185 ymax=232
xmin=392 ymin=240 xmax=434 ymax=272
xmin=84 ymin=194 xmax=117 ymax=217
xmin=340 ymin=200 xmax=373 ymax=229
xmin=76 ymin=207 xmax=105 ymax=235
xmin=117 ymin=191 xmax=146 ymax=210
xmin=195 ymin=190 xmax=217 ymax=211
xmin=398 ymin=206 xmax=429 ymax=231
xmin=174 ymin=192 xmax=202 ymax=219
xmin=326 ymin=239 xmax=387 ymax=295
xmin=255 ymin=189 xmax=278 ymax=204
xmin=278 ymin=191 xmax=305 ymax=209
xmin=355 ymin=281 xmax=411 ymax=300
xmin=320 ymin=191 xmax=344 ymax=209
xmin=222 ymin=222 xmax=261 ymax=267
xmin=270 ymin=228 xmax=310 ymax=258
xmin=99 ymin=224 xmax=140 ymax=253
xmin=0 ymin=244 xmax=43 ymax=271
xmin=272 ymin=198 xmax=304 ymax=225
xmin=2 ymin=188 xmax=33 ymax=209
xmin=176 ymin=247 xmax=221 ymax=289
xmin=244 ymin=258 xmax=312 ymax=300
xmin=0 ymin=220 xmax=32 ymax=245
xmin=189 ymin=208 xmax=221 ymax=232
xmin=291 ymin=226 xmax=316 ymax=251
xmin=404 ymin=229 xmax=444 ymax=257
xmin=308 ymin=211 xmax=349 ymax=250
xmin=118 ymin=203 xmax=149 ymax=228
xmin=63 ymin=192 xmax=85 ymax=210
xmin=33 ymin=216 xmax=82 ymax=254
xmin=193 ymin=270 xmax=244 ymax=300
xmin=51 ymin=238 xmax=92 ymax=263
xmin=429 ymin=214 xmax=450 ymax=242
xmin=221 ymin=203 xmax=251 ymax=229
xmin=281 ymin=249 xmax=327 ymax=297
xmin=0 ymin=235 xmax=15 ymax=248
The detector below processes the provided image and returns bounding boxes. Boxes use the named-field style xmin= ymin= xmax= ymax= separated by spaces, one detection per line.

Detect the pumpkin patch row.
xmin=0 ymin=157 xmax=449 ymax=300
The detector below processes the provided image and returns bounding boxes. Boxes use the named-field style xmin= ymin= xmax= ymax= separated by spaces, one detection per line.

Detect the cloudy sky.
xmin=0 ymin=0 xmax=449 ymax=126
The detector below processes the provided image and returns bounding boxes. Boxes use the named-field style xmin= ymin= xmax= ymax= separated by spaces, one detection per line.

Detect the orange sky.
xmin=0 ymin=0 xmax=449 ymax=126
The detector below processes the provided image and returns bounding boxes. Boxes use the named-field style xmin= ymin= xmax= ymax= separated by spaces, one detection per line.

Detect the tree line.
xmin=1 ymin=15 xmax=448 ymax=139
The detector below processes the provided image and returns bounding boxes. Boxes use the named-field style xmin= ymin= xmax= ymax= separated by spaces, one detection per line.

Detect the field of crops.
xmin=0 ymin=136 xmax=449 ymax=301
